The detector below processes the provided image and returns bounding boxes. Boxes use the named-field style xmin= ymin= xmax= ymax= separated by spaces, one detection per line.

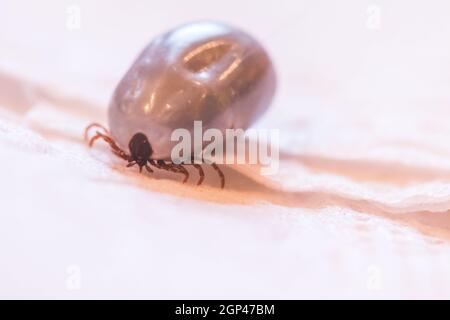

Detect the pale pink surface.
xmin=1 ymin=0 xmax=450 ymax=298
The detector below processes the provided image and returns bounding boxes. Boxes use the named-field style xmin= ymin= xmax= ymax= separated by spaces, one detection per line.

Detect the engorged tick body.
xmin=85 ymin=21 xmax=277 ymax=188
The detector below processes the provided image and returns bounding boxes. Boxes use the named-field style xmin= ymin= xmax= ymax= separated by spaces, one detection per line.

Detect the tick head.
xmin=129 ymin=132 xmax=153 ymax=168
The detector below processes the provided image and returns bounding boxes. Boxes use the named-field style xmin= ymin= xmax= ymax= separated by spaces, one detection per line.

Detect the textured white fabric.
xmin=1 ymin=0 xmax=450 ymax=299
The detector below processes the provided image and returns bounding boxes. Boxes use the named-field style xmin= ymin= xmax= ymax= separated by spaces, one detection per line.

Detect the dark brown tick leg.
xmin=84 ymin=123 xmax=109 ymax=141
xmin=190 ymin=163 xmax=205 ymax=186
xmin=149 ymin=160 xmax=189 ymax=183
xmin=145 ymin=164 xmax=153 ymax=173
xmin=211 ymin=163 xmax=225 ymax=189
xmin=191 ymin=156 xmax=205 ymax=186
xmin=87 ymin=130 xmax=131 ymax=161
xmin=184 ymin=158 xmax=205 ymax=186
xmin=173 ymin=164 xmax=189 ymax=183
xmin=185 ymin=158 xmax=223 ymax=188
xmin=180 ymin=156 xmax=204 ymax=186
xmin=164 ymin=162 xmax=189 ymax=184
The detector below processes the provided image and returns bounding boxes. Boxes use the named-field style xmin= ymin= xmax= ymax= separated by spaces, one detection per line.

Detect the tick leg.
xmin=149 ymin=159 xmax=168 ymax=171
xmin=126 ymin=161 xmax=151 ymax=175
xmin=87 ymin=130 xmax=131 ymax=161
xmin=174 ymin=164 xmax=189 ymax=183
xmin=164 ymin=162 xmax=189 ymax=184
xmin=188 ymin=156 xmax=205 ymax=186
xmin=149 ymin=160 xmax=189 ymax=184
xmin=84 ymin=122 xmax=109 ymax=141
xmin=191 ymin=163 xmax=204 ymax=186
xmin=211 ymin=163 xmax=225 ymax=189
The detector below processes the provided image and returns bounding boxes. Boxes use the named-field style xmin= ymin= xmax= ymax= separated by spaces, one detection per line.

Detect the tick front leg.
xmin=85 ymin=124 xmax=131 ymax=162
xmin=84 ymin=122 xmax=109 ymax=141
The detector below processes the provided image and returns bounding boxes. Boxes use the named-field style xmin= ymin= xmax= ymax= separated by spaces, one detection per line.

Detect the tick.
xmin=85 ymin=21 xmax=276 ymax=188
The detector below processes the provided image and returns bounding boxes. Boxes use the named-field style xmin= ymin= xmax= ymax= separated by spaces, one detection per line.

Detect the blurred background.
xmin=1 ymin=0 xmax=450 ymax=299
